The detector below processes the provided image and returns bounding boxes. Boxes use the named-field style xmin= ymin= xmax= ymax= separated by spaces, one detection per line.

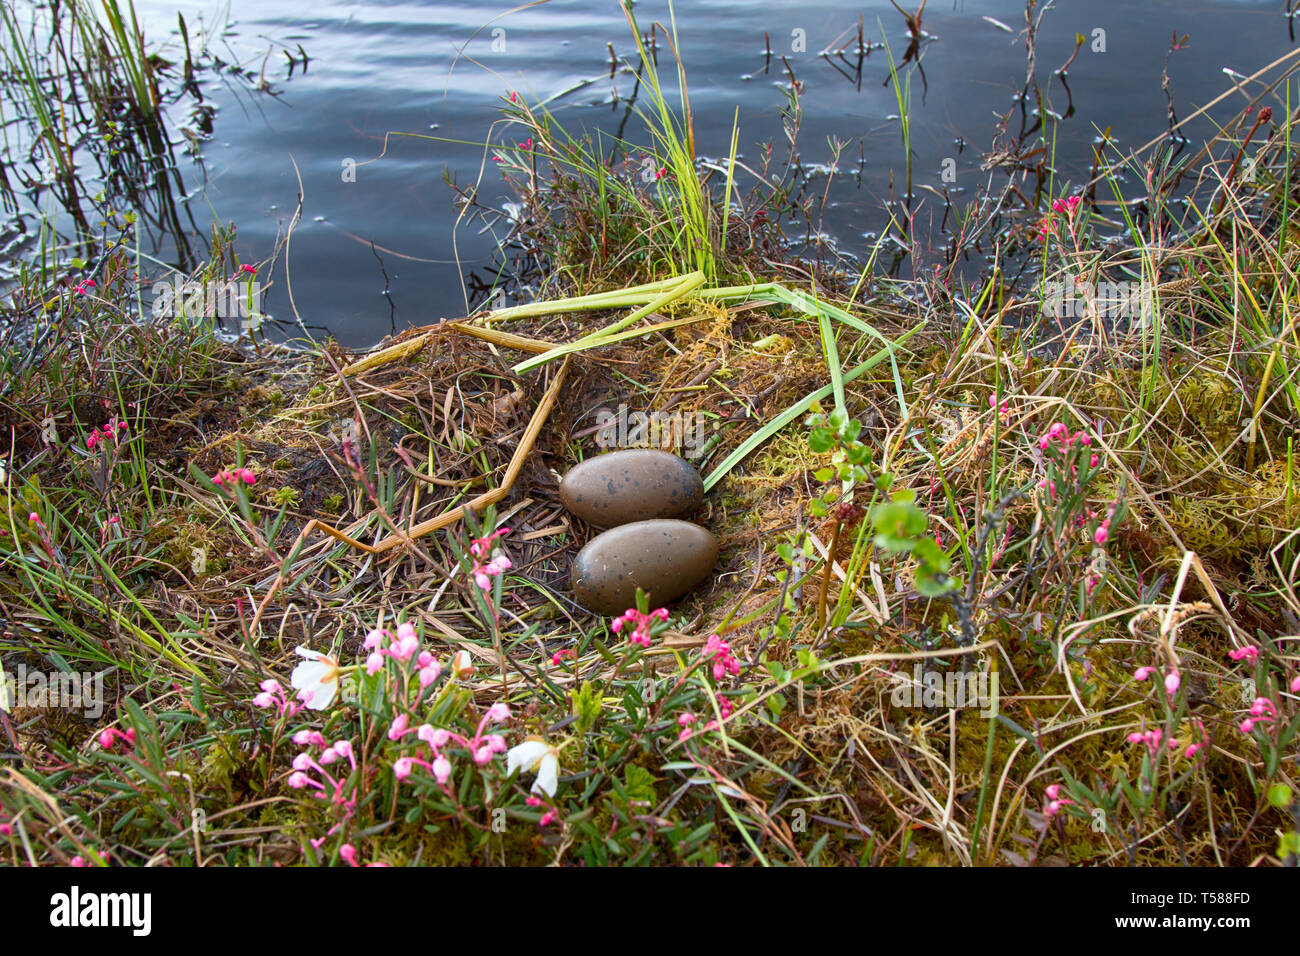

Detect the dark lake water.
xmin=12 ymin=0 xmax=1300 ymax=346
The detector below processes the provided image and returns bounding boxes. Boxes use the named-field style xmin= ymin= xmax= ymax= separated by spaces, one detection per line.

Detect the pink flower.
xmin=210 ymin=467 xmax=255 ymax=489
xmin=391 ymin=632 xmax=418 ymax=662
xmin=1228 ymin=646 xmax=1260 ymax=664
xmin=388 ymin=714 xmax=409 ymax=740
xmin=1128 ymin=728 xmax=1167 ymax=756
xmin=1133 ymin=666 xmax=1155 ymax=681
xmin=339 ymin=844 xmax=359 ymax=866
xmin=1094 ymin=522 xmax=1110 ymax=546
xmin=1249 ymin=697 xmax=1276 ymax=719
xmin=393 ymin=757 xmax=414 ymax=781
xmin=486 ymin=702 xmax=511 ymax=724
xmin=98 ymin=727 xmax=136 ymax=751
xmin=1164 ymin=671 xmax=1181 ymax=696
xmin=1042 ymin=783 xmax=1075 ymax=818
xmin=1238 ymin=700 xmax=1277 ymax=736
xmin=704 ymin=635 xmax=741 ymax=681
xmin=612 ymin=607 xmax=669 ymax=647
xmin=469 ymin=528 xmax=512 ymax=593
xmin=365 ymin=652 xmax=384 ymax=675
xmin=1292 ymin=675 xmax=1300 ymax=693
xmin=539 ymin=811 xmax=557 ymax=826
xmin=432 ymin=755 xmax=452 ymax=784
xmin=239 ymin=263 xmax=257 ymax=275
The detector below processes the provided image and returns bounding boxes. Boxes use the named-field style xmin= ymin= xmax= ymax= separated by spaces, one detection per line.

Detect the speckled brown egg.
xmin=559 ymin=449 xmax=703 ymax=529
xmin=571 ymin=519 xmax=718 ymax=615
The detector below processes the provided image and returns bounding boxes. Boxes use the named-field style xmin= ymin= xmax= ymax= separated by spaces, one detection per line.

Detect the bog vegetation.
xmin=0 ymin=1 xmax=1297 ymax=866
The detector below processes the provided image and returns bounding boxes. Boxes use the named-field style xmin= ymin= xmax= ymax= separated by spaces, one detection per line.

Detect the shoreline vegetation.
xmin=1 ymin=1 xmax=1298 ymax=866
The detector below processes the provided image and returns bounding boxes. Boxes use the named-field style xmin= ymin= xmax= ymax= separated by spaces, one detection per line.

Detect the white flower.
xmin=506 ymin=738 xmax=560 ymax=797
xmin=450 ymin=649 xmax=476 ymax=679
xmin=290 ymin=646 xmax=340 ymax=711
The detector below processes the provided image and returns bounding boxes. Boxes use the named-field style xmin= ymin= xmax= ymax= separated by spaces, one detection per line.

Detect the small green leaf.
xmin=573 ymin=680 xmax=602 ymax=734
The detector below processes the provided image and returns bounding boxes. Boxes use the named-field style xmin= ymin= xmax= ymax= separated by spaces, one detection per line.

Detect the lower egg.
xmin=570 ymin=519 xmax=718 ymax=615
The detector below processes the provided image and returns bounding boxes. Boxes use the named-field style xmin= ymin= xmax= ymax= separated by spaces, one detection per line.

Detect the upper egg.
xmin=559 ymin=449 xmax=704 ymax=528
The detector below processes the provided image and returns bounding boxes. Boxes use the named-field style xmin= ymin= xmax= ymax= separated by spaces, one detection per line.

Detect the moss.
xmin=272 ymin=487 xmax=301 ymax=508
xmin=145 ymin=512 xmax=230 ymax=576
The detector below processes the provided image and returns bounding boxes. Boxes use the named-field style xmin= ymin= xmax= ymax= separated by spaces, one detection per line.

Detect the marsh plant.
xmin=3 ymin=2 xmax=1300 ymax=870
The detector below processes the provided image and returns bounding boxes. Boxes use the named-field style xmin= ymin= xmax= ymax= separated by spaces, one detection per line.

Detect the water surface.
xmin=14 ymin=0 xmax=1300 ymax=345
